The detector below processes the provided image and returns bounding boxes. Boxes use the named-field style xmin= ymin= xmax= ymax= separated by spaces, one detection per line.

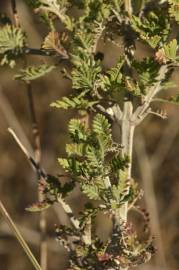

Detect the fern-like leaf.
xmin=51 ymin=95 xmax=98 ymax=110
xmin=0 ymin=25 xmax=25 ymax=54
xmin=92 ymin=114 xmax=111 ymax=138
xmin=68 ymin=119 xmax=88 ymax=142
xmin=82 ymin=184 xmax=100 ymax=200
xmin=15 ymin=64 xmax=55 ymax=81
xmin=163 ymin=39 xmax=178 ymax=61
xmin=131 ymin=13 xmax=170 ymax=48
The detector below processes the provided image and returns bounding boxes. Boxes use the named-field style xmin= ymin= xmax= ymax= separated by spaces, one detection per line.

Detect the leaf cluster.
xmin=0 ymin=24 xmax=26 ymax=67
xmin=59 ymin=114 xmax=134 ymax=211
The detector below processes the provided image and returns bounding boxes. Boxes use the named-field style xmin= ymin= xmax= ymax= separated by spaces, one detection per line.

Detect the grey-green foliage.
xmin=15 ymin=64 xmax=55 ymax=82
xmin=0 ymin=24 xmax=26 ymax=67
xmin=2 ymin=0 xmax=179 ymax=269
xmin=59 ymin=114 xmax=130 ymax=207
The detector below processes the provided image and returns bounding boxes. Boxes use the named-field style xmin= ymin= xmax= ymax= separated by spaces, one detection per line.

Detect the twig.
xmin=6 ymin=47 xmax=68 ymax=58
xmin=133 ymin=65 xmax=168 ymax=124
xmin=8 ymin=128 xmax=81 ymax=233
xmin=26 ymin=83 xmax=41 ymax=164
xmin=0 ymin=200 xmax=42 ymax=270
xmin=8 ymin=128 xmax=46 ymax=177
xmin=10 ymin=0 xmax=20 ymax=27
xmin=149 ymin=110 xmax=168 ymax=119
xmin=57 ymin=198 xmax=80 ymax=230
xmin=26 ymin=83 xmax=48 ymax=270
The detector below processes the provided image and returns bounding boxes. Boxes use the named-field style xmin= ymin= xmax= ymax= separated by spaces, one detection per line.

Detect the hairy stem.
xmin=116 ymin=102 xmax=135 ymax=270
xmin=119 ymin=102 xmax=135 ymax=223
xmin=0 ymin=200 xmax=42 ymax=270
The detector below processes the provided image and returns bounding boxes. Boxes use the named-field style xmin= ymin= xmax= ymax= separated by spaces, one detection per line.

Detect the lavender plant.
xmin=1 ymin=0 xmax=179 ymax=270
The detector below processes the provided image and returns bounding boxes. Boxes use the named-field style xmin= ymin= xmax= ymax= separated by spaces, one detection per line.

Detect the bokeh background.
xmin=0 ymin=1 xmax=179 ymax=270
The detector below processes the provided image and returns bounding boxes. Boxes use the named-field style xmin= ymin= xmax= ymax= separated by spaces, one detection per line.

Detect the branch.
xmin=26 ymin=82 xmax=47 ymax=270
xmin=10 ymin=0 xmax=20 ymax=27
xmin=149 ymin=109 xmax=168 ymax=120
xmin=24 ymin=47 xmax=68 ymax=58
xmin=8 ymin=128 xmax=46 ymax=178
xmin=133 ymin=65 xmax=168 ymax=125
xmin=8 ymin=128 xmax=81 ymax=233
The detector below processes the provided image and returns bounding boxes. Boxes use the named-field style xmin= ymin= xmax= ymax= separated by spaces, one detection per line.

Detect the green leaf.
xmin=58 ymin=158 xmax=70 ymax=170
xmin=0 ymin=24 xmax=26 ymax=67
xmin=66 ymin=143 xmax=84 ymax=156
xmin=111 ymin=154 xmax=129 ymax=172
xmin=0 ymin=25 xmax=25 ymax=54
xmin=71 ymin=57 xmax=101 ymax=91
xmin=86 ymin=145 xmax=102 ymax=168
xmin=51 ymin=95 xmax=98 ymax=110
xmin=82 ymin=184 xmax=100 ymax=200
xmin=92 ymin=114 xmax=111 ymax=137
xmin=69 ymin=119 xmax=88 ymax=141
xmin=74 ymin=30 xmax=94 ymax=52
xmin=163 ymin=39 xmax=178 ymax=61
xmin=98 ymin=58 xmax=124 ymax=92
xmin=132 ymin=57 xmax=160 ymax=89
xmin=15 ymin=64 xmax=55 ymax=81
xmin=131 ymin=12 xmax=170 ymax=48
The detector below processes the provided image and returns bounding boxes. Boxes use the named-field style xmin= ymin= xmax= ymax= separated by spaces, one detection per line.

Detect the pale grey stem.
xmin=114 ymin=102 xmax=134 ymax=226
xmin=133 ymin=65 xmax=168 ymax=124
xmin=57 ymin=198 xmax=91 ymax=245
xmin=8 ymin=128 xmax=84 ymax=241
xmin=119 ymin=102 xmax=135 ymax=222
xmin=57 ymin=198 xmax=80 ymax=230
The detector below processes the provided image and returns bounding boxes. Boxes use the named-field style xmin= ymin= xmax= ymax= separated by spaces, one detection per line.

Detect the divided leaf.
xmin=68 ymin=118 xmax=88 ymax=142
xmin=51 ymin=95 xmax=98 ymax=110
xmin=82 ymin=184 xmax=100 ymax=200
xmin=163 ymin=39 xmax=178 ymax=61
xmin=0 ymin=25 xmax=25 ymax=54
xmin=15 ymin=64 xmax=55 ymax=81
xmin=92 ymin=114 xmax=111 ymax=138
xmin=131 ymin=13 xmax=170 ymax=48
xmin=0 ymin=25 xmax=26 ymax=67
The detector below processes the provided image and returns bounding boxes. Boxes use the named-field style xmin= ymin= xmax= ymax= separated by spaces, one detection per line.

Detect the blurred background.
xmin=0 ymin=1 xmax=179 ymax=270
